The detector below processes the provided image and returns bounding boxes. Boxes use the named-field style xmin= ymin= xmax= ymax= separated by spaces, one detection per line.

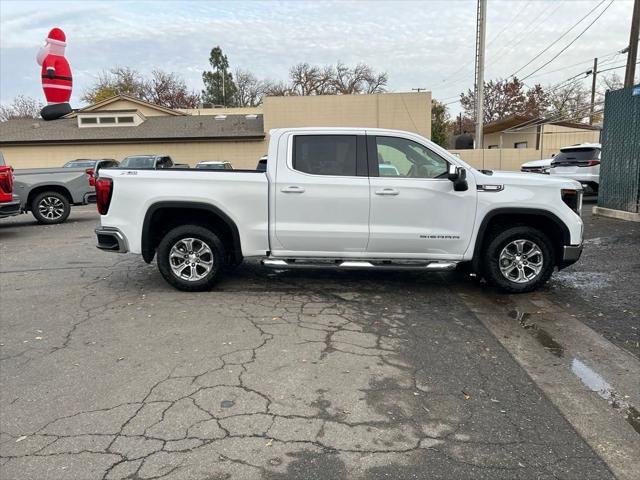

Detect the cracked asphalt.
xmin=0 ymin=205 xmax=634 ymax=479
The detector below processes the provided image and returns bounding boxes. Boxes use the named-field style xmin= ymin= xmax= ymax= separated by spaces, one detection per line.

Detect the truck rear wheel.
xmin=483 ymin=226 xmax=555 ymax=293
xmin=157 ymin=225 xmax=225 ymax=292
xmin=31 ymin=191 xmax=70 ymax=224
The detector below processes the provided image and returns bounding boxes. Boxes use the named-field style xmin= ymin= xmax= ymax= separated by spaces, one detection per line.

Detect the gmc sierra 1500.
xmin=95 ymin=128 xmax=584 ymax=293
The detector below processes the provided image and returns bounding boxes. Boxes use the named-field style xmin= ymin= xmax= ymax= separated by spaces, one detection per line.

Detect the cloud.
xmin=1 ymin=0 xmax=633 ymax=113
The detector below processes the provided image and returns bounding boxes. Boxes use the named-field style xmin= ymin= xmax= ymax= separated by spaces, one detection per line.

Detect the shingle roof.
xmin=0 ymin=114 xmax=265 ymax=144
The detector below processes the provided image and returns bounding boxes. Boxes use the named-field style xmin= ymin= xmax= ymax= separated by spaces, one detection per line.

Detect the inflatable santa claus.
xmin=36 ymin=28 xmax=73 ymax=120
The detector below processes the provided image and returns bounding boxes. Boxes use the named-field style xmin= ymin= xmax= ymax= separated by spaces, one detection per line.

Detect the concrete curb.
xmin=592 ymin=206 xmax=640 ymax=222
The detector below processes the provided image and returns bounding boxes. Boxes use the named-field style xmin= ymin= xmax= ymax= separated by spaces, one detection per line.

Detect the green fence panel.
xmin=598 ymin=84 xmax=640 ymax=213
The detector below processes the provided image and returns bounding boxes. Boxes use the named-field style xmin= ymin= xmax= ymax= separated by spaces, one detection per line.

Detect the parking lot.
xmin=1 ymin=201 xmax=638 ymax=480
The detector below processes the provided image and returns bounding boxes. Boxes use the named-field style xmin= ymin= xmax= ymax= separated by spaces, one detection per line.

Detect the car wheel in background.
xmin=483 ymin=226 xmax=555 ymax=293
xmin=31 ymin=191 xmax=71 ymax=224
xmin=157 ymin=225 xmax=225 ymax=292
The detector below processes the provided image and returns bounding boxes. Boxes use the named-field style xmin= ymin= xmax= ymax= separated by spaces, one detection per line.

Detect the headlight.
xmin=561 ymin=189 xmax=583 ymax=215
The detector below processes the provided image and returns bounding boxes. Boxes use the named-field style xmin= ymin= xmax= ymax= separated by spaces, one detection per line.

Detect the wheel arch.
xmin=26 ymin=185 xmax=73 ymax=210
xmin=141 ymin=201 xmax=242 ymax=265
xmin=471 ymin=208 xmax=570 ymax=273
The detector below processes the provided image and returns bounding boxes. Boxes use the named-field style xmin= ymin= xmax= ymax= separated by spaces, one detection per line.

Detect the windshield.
xmin=196 ymin=163 xmax=225 ymax=170
xmin=64 ymin=160 xmax=95 ymax=168
xmin=121 ymin=156 xmax=155 ymax=168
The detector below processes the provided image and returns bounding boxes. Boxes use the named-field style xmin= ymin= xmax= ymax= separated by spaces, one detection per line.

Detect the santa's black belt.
xmin=41 ymin=75 xmax=73 ymax=81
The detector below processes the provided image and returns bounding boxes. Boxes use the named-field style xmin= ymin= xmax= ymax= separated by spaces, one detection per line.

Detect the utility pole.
xmin=589 ymin=57 xmax=598 ymax=125
xmin=625 ymin=0 xmax=640 ymax=88
xmin=474 ymin=0 xmax=487 ymax=149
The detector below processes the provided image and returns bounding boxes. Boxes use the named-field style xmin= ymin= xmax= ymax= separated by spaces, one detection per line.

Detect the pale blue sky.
xmin=0 ymin=0 xmax=634 ymax=113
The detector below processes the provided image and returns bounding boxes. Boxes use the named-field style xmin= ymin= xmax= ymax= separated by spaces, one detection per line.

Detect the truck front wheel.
xmin=157 ymin=225 xmax=226 ymax=291
xmin=483 ymin=226 xmax=555 ymax=293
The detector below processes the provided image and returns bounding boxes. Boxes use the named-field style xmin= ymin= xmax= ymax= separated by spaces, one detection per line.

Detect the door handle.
xmin=281 ymin=186 xmax=305 ymax=193
xmin=375 ymin=188 xmax=399 ymax=196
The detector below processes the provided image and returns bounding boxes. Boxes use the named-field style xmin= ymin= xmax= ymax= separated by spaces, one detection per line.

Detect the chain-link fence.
xmin=598 ymin=84 xmax=640 ymax=213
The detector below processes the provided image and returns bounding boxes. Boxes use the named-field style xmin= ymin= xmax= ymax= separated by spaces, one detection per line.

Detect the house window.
xmin=99 ymin=117 xmax=116 ymax=124
xmin=117 ymin=116 xmax=134 ymax=124
xmin=514 ymin=141 xmax=528 ymax=149
xmin=80 ymin=117 xmax=97 ymax=124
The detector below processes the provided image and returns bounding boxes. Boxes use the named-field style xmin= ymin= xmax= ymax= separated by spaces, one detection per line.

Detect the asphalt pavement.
xmin=0 ymin=205 xmax=638 ymax=480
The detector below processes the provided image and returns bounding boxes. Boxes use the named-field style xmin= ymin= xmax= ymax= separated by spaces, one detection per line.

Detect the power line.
xmin=486 ymin=0 xmax=566 ymax=75
xmin=486 ymin=1 xmax=532 ymax=48
xmin=524 ymin=50 xmax=619 ymax=79
xmin=597 ymin=61 xmax=639 ymax=75
xmin=520 ymin=1 xmax=615 ymax=81
xmin=508 ymin=0 xmax=607 ymax=79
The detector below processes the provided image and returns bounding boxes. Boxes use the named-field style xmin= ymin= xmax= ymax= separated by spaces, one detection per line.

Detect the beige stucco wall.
xmin=2 ymin=140 xmax=266 ymax=170
xmin=484 ymin=127 xmax=539 ymax=150
xmin=484 ymin=125 xmax=600 ymax=154
xmin=542 ymin=124 xmax=600 ymax=153
xmin=450 ymin=148 xmax=541 ymax=171
xmin=263 ymin=92 xmax=431 ymax=139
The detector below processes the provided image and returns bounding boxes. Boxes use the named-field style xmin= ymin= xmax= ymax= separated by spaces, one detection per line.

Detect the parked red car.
xmin=0 ymin=152 xmax=21 ymax=219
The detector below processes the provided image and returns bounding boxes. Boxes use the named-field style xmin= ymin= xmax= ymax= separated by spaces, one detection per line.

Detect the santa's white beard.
xmin=36 ymin=46 xmax=47 ymax=66
xmin=36 ymin=42 xmax=66 ymax=65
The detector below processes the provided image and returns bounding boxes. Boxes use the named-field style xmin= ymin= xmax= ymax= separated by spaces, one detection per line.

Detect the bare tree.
xmin=332 ymin=62 xmax=388 ymax=94
xmin=0 ymin=95 xmax=44 ymax=122
xmin=148 ymin=70 xmax=200 ymax=109
xmin=82 ymin=67 xmax=148 ymax=104
xmin=234 ymin=69 xmax=266 ymax=107
xmin=82 ymin=67 xmax=199 ymax=108
xmin=262 ymin=80 xmax=292 ymax=97
xmin=548 ymin=81 xmax=590 ymax=121
xmin=599 ymin=72 xmax=623 ymax=93
xmin=289 ymin=63 xmax=336 ymax=95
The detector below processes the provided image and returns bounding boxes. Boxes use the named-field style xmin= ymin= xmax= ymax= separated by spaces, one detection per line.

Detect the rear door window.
xmin=293 ymin=135 xmax=357 ymax=176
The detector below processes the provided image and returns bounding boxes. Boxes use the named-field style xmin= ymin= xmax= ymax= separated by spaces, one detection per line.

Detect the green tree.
xmin=431 ymin=100 xmax=450 ymax=148
xmin=202 ymin=46 xmax=238 ymax=106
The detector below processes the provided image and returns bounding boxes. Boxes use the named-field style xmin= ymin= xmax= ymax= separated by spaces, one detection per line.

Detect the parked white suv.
xmin=549 ymin=143 xmax=600 ymax=194
xmin=95 ymin=128 xmax=584 ymax=293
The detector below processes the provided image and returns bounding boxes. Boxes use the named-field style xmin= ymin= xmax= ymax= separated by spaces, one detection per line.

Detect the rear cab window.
xmin=293 ymin=135 xmax=358 ymax=176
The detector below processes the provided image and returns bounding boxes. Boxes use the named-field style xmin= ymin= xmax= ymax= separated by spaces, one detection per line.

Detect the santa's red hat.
xmin=46 ymin=28 xmax=66 ymax=46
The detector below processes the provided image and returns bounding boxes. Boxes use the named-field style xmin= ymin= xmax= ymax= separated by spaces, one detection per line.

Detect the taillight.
xmin=86 ymin=168 xmax=95 ymax=187
xmin=584 ymin=160 xmax=600 ymax=167
xmin=0 ymin=167 xmax=13 ymax=195
xmin=95 ymin=177 xmax=113 ymax=215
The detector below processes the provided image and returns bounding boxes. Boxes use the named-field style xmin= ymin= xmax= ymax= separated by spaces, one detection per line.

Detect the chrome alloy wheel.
xmin=38 ymin=196 xmax=65 ymax=220
xmin=169 ymin=237 xmax=214 ymax=281
xmin=498 ymin=239 xmax=544 ymax=284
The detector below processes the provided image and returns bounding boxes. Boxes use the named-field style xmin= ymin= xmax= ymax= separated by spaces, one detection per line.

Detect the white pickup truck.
xmin=95 ymin=128 xmax=584 ymax=293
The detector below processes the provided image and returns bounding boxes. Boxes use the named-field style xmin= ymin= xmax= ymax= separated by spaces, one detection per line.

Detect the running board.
xmin=261 ymin=258 xmax=458 ymax=271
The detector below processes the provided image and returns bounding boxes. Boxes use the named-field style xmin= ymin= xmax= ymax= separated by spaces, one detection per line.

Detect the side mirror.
xmin=448 ymin=165 xmax=468 ymax=191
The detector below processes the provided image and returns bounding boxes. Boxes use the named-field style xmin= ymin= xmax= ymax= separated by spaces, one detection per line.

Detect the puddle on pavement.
xmin=509 ymin=310 xmax=564 ymax=357
xmin=570 ymin=358 xmax=640 ymax=435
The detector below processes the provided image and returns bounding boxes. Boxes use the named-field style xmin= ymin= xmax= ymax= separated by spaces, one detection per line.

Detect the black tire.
xmin=482 ymin=226 xmax=555 ymax=293
xmin=157 ymin=225 xmax=226 ymax=292
xmin=31 ymin=191 xmax=71 ymax=225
